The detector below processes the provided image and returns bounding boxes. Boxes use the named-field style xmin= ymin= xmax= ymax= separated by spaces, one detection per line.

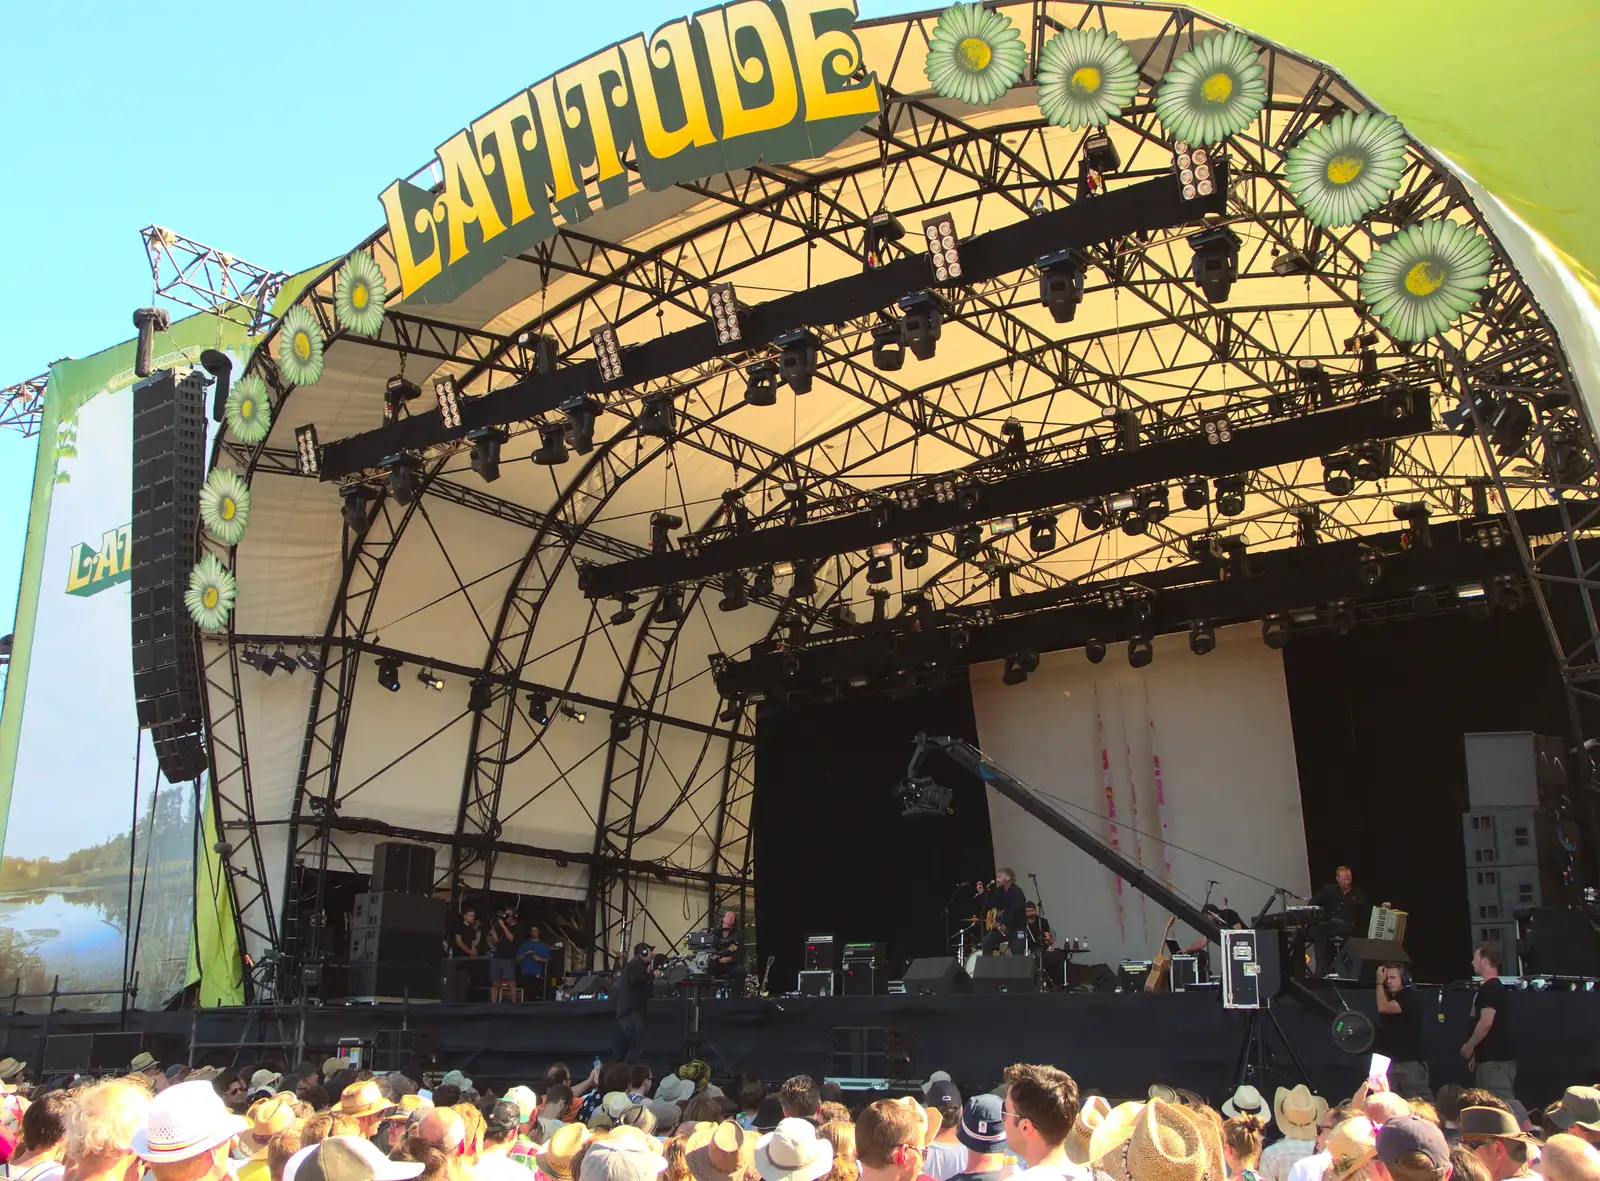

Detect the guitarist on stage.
xmin=977 ymin=868 xmax=1029 ymax=955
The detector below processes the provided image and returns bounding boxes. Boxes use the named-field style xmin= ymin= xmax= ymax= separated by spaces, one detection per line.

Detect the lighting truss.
xmin=140 ymin=225 xmax=288 ymax=333
xmin=0 ymin=373 xmax=47 ymax=438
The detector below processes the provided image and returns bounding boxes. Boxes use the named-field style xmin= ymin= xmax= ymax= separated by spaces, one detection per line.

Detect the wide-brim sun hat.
xmin=1221 ymin=1085 xmax=1270 ymax=1126
xmin=131 ymin=1079 xmax=251 ymax=1164
xmin=285 ymin=1135 xmax=425 ymax=1181
xmin=1069 ymin=1096 xmax=1113 ymax=1165
xmin=755 ymin=1118 xmax=833 ymax=1181
xmin=1274 ymin=1086 xmax=1327 ymax=1141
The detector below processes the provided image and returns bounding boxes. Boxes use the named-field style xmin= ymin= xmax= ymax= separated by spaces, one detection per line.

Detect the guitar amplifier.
xmin=1118 ymin=961 xmax=1152 ymax=991
xmin=804 ymin=935 xmax=837 ymax=972
xmin=1368 ymin=907 xmax=1408 ymax=943
xmin=842 ymin=943 xmax=888 ymax=996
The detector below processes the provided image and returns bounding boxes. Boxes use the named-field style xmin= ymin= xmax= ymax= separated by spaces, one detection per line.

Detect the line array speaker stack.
xmin=348 ymin=842 xmax=445 ymax=999
xmin=130 ymin=370 xmax=209 ymax=783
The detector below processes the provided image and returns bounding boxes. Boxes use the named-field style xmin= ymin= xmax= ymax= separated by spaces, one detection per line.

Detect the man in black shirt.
xmin=1022 ymin=903 xmax=1052 ymax=952
xmin=708 ymin=910 xmax=747 ymax=989
xmin=1462 ymin=944 xmax=1516 ymax=1104
xmin=452 ymin=906 xmax=483 ymax=958
xmin=1375 ymin=962 xmax=1432 ymax=1101
xmin=977 ymin=868 xmax=1028 ymax=955
xmin=614 ymin=942 xmax=655 ymax=1063
xmin=1310 ymin=865 xmax=1371 ymax=975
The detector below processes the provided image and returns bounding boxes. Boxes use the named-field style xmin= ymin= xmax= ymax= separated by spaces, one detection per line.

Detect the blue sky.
xmin=0 ymin=0 xmax=913 ymax=640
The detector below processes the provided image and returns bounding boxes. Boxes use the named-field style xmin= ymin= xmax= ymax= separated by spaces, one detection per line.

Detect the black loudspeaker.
xmin=88 ymin=1032 xmax=146 ymax=1070
xmin=841 ymin=942 xmax=888 ymax=996
xmin=1517 ymin=907 xmax=1600 ymax=977
xmin=349 ymin=892 xmax=446 ymax=1000
xmin=973 ymin=956 xmax=1037 ymax=994
xmin=130 ymin=369 xmax=208 ymax=783
xmin=1064 ymin=962 xmax=1119 ymax=992
xmin=373 ymin=1030 xmax=415 ymax=1072
xmin=804 ymin=935 xmax=837 ymax=972
xmin=369 ymin=842 xmax=436 ymax=895
xmin=351 ymin=892 xmax=446 ymax=932
xmin=570 ymin=973 xmax=610 ymax=998
xmin=1335 ymin=937 xmax=1409 ymax=980
xmin=901 ymin=957 xmax=973 ymax=995
xmin=347 ymin=963 xmax=441 ymax=999
xmin=41 ymin=1034 xmax=94 ymax=1073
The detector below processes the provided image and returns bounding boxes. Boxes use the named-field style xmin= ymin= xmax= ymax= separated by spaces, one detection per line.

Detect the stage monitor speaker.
xmin=901 ymin=957 xmax=973 ymax=996
xmin=1334 ymin=937 xmax=1409 ymax=980
xmin=799 ymin=970 xmax=834 ymax=996
xmin=369 ymin=842 xmax=436 ymax=895
xmin=41 ymin=1033 xmax=94 ymax=1074
xmin=973 ymin=955 xmax=1037 ymax=994
xmin=571 ymin=973 xmax=610 ymax=998
xmin=1515 ymin=907 xmax=1600 ymax=977
xmin=130 ymin=369 xmax=208 ymax=782
xmin=1064 ymin=962 xmax=1119 ymax=993
xmin=88 ymin=1032 xmax=146 ymax=1071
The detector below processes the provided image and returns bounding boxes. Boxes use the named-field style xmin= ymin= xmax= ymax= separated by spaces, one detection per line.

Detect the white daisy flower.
xmin=200 ymin=468 xmax=252 ymax=547
xmin=335 ymin=251 xmax=387 ymax=337
xmin=1359 ymin=218 xmax=1494 ymax=342
xmin=1036 ymin=27 xmax=1139 ymax=130
xmin=1154 ymin=31 xmax=1266 ymax=146
xmin=185 ymin=552 xmax=238 ymax=633
xmin=925 ymin=3 xmax=1028 ymax=107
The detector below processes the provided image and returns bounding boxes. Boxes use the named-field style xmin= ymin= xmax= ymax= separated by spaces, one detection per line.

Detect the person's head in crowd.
xmin=545 ymin=1084 xmax=575 ymax=1117
xmin=1222 ymin=1115 xmax=1265 ymax=1175
xmin=431 ymin=1085 xmax=462 ymax=1110
xmin=266 ymin=1128 xmax=302 ymax=1181
xmin=548 ymin=1065 xmax=574 ymax=1088
xmin=819 ymin=1084 xmax=844 ymax=1108
xmin=1546 ymin=1089 xmax=1600 ymax=1148
xmin=755 ymin=1117 xmax=832 ymax=1181
xmin=131 ymin=1079 xmax=251 ymax=1181
xmin=303 ymin=1112 xmax=361 ymax=1147
xmin=1088 ymin=1099 xmax=1226 ymax=1181
xmin=1368 ymin=1093 xmax=1413 ymax=1127
xmin=1323 ymin=1117 xmax=1380 ymax=1181
xmin=212 ymin=1071 xmax=248 ymax=1114
xmin=663 ymin=1133 xmax=693 ymax=1181
xmin=1002 ymin=1063 xmax=1079 ymax=1169
xmin=292 ymin=1102 xmax=315 ymax=1122
xmin=753 ymin=1098 xmax=785 ymax=1136
xmin=780 ymin=1078 xmax=821 ymax=1123
xmin=1374 ymin=1115 xmax=1451 ymax=1181
xmin=65 ymin=1077 xmax=150 ymax=1181
xmin=1451 ymin=1143 xmax=1492 ymax=1181
xmin=241 ymin=1095 xmax=298 ymax=1162
xmin=1436 ymin=1088 xmax=1466 ymax=1131
xmin=482 ymin=1101 xmax=522 ymax=1154
xmin=685 ymin=1096 xmax=726 ymax=1126
xmin=338 ymin=1080 xmax=395 ymax=1140
xmin=1409 ymin=1103 xmax=1440 ymax=1128
xmin=582 ymin=1125 xmax=671 ymax=1181
xmin=924 ymin=1082 xmax=961 ymax=1144
xmin=685 ymin=1119 xmax=752 ymax=1181
xmin=601 ymin=1064 xmax=635 ymax=1098
xmin=536 ymin=1124 xmax=592 ymax=1181
xmin=503 ymin=1085 xmax=538 ymax=1131
xmin=817 ymin=1104 xmax=851 ymax=1128
xmin=619 ymin=1105 xmax=659 ymax=1136
xmin=740 ymin=1084 xmax=768 ymax=1121
xmin=955 ymin=1095 xmax=1007 ymax=1174
xmin=453 ymin=1102 xmax=486 ymax=1163
xmin=1542 ymin=1136 xmax=1600 ymax=1181
xmin=1459 ymin=1093 xmax=1511 ymax=1117
xmin=19 ymin=1089 xmax=74 ymax=1165
xmin=818 ymin=1121 xmax=858 ymax=1181
xmin=412 ymin=1107 xmax=465 ymax=1155
xmin=855 ymin=1100 xmax=926 ymax=1181
xmin=1459 ymin=1107 xmax=1537 ymax=1181
xmin=288 ymin=1065 xmax=320 ymax=1098
xmin=631 ymin=1065 xmax=655 ymax=1099
xmin=288 ymin=1135 xmax=424 ymax=1181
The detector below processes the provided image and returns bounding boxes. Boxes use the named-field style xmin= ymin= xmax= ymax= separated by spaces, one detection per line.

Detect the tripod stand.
xmin=678 ymin=982 xmax=730 ymax=1072
xmin=1233 ymin=1000 xmax=1310 ymax=1090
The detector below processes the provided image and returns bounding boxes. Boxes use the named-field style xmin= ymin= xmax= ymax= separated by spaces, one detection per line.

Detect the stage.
xmin=5 ymin=984 xmax=1595 ymax=1106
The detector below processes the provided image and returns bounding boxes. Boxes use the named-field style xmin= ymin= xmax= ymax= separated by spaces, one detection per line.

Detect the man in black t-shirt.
xmin=1375 ymin=963 xmax=1432 ymax=1101
xmin=1462 ymin=944 xmax=1516 ymax=1104
xmin=613 ymin=942 xmax=655 ymax=1063
xmin=977 ymin=868 xmax=1028 ymax=955
xmin=1022 ymin=903 xmax=1052 ymax=953
xmin=452 ymin=906 xmax=483 ymax=958
xmin=708 ymin=910 xmax=747 ymax=988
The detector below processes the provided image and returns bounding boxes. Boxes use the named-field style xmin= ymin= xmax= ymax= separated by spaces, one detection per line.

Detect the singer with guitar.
xmin=977 ymin=867 xmax=1030 ymax=955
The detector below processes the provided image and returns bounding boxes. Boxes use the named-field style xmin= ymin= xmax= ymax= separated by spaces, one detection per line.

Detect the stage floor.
xmin=3 ymin=985 xmax=1594 ymax=1106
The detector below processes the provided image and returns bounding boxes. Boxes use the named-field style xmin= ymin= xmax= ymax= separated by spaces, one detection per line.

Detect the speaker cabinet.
xmin=369 ymin=842 xmax=436 ymax=895
xmin=972 ymin=955 xmax=1037 ymax=994
xmin=901 ymin=956 xmax=973 ymax=995
xmin=1334 ymin=937 xmax=1409 ymax=980
xmin=347 ymin=963 xmax=441 ymax=999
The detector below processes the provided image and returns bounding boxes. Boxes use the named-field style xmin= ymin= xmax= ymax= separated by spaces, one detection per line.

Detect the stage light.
xmin=295 ymin=424 xmax=321 ymax=475
xmin=649 ymin=511 xmax=683 ymax=553
xmin=1255 ymin=614 xmax=1290 ymax=650
xmin=1357 ymin=548 xmax=1383 ymax=587
xmin=1395 ymin=501 xmax=1432 ymax=548
xmin=523 ymin=331 xmax=559 ymax=376
xmin=1470 ymin=519 xmax=1505 ymax=549
xmin=709 ymin=283 xmax=742 ymax=345
xmin=791 ymin=557 xmax=817 ymax=598
xmin=1215 ymin=476 xmax=1247 ymax=517
xmin=1441 ymin=385 xmax=1496 ymax=435
xmin=781 ymin=480 xmax=809 ymax=522
xmin=1085 ymin=639 xmax=1107 ymax=665
xmin=867 ymin=209 xmax=905 ymax=266
xmin=775 ymin=329 xmax=820 ymax=394
xmin=468 ymin=428 xmax=505 ymax=483
xmin=956 ymin=484 xmax=982 ymax=512
xmin=383 ymin=454 xmax=418 ymax=504
xmin=1108 ymin=492 xmax=1137 ymax=514
xmin=528 ymin=693 xmax=551 ymax=724
xmin=953 ymin=524 xmax=984 ymax=560
xmin=132 ymin=307 xmax=168 ymax=378
xmin=903 ymin=535 xmax=931 ymax=570
xmin=1412 ymin=587 xmax=1439 ymax=616
xmin=416 ymin=668 xmax=445 ymax=691
xmin=1172 ymin=141 xmax=1216 ymax=201
xmin=1181 ymin=477 xmax=1208 ymax=511
xmin=899 ymin=292 xmax=942 ymax=361
xmin=1084 ymin=131 xmax=1120 ymax=174
xmin=653 ymin=586 xmax=684 ymax=623
xmin=1189 ymin=226 xmax=1241 ymax=302
xmin=1000 ymin=418 xmax=1028 ymax=466
xmin=240 ymin=647 xmax=275 ymax=676
xmin=866 ymin=543 xmax=896 ymax=584
xmin=1349 ymin=440 xmax=1390 ymax=482
xmin=989 ymin=516 xmax=1020 ymax=538
xmin=1458 ymin=582 xmax=1491 ymax=619
xmin=616 ymin=712 xmax=640 ymax=737
xmin=559 ymin=702 xmax=587 ymax=723
xmin=376 ymin=656 xmax=402 ymax=692
xmin=1142 ymin=486 xmax=1170 ymax=525
xmin=718 ymin=570 xmax=749 ymax=611
xmin=1028 ymin=514 xmax=1057 ymax=553
xmin=637 ymin=394 xmax=675 ymax=439
xmin=1080 ymin=500 xmax=1107 ymax=531
xmin=1322 ymin=454 xmax=1354 ymax=496
xmin=468 ymin=678 xmax=494 ymax=712
xmin=924 ymin=213 xmax=962 ymax=281
xmin=1189 ymin=621 xmax=1216 ymax=656
xmin=749 ymin=565 xmax=775 ymax=598
xmin=533 ymin=420 xmax=569 ymax=465
xmin=610 ymin=593 xmax=639 ymax=625
xmin=1002 ymin=651 xmax=1040 ymax=686
xmin=1103 ymin=587 xmax=1127 ymax=610
xmin=384 ymin=375 xmax=421 ymax=422
xmin=1491 ymin=576 xmax=1526 ymax=610
xmin=1113 ymin=407 xmax=1141 ymax=450
xmin=1036 ymin=249 xmax=1087 ymax=323
xmin=434 ymin=376 xmax=463 ymax=429
xmin=1296 ymin=359 xmax=1334 ymax=408
xmin=1201 ymin=411 xmax=1232 ymax=445
xmin=1294 ymin=505 xmax=1321 ymax=547
xmin=561 ymin=396 xmax=600 ymax=453
xmin=1127 ymin=635 xmax=1154 ymax=668
xmin=1272 ymin=248 xmax=1318 ymax=277
xmin=870 ymin=320 xmax=905 ymax=371
xmin=1490 ymin=399 xmax=1533 ymax=456
xmin=263 ymin=647 xmax=296 ymax=674
xmin=296 ymin=647 xmax=323 ymax=672
xmin=592 ymin=323 xmax=623 ymax=382
xmin=1328 ymin=602 xmax=1357 ymax=634
xmin=1119 ymin=503 xmax=1146 ymax=536
xmin=340 ymin=485 xmax=372 ymax=532
xmin=744 ymin=362 xmax=779 ymax=406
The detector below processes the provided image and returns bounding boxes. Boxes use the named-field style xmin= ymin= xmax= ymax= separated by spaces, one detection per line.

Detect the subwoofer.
xmin=901 ymin=956 xmax=973 ymax=996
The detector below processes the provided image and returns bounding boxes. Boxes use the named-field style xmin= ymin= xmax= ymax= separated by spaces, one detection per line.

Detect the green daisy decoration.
xmin=335 ymin=251 xmax=387 ymax=337
xmin=1284 ymin=111 xmax=1409 ymax=228
xmin=1359 ymin=218 xmax=1494 ymax=342
xmin=1154 ymin=31 xmax=1267 ymax=146
xmin=226 ymin=374 xmax=273 ymax=445
xmin=200 ymin=468 xmax=252 ymax=547
xmin=925 ymin=3 xmax=1028 ymax=107
xmin=1036 ymin=27 xmax=1139 ymax=129
xmin=185 ymin=552 xmax=238 ymax=633
xmin=276 ymin=305 xmax=326 ymax=388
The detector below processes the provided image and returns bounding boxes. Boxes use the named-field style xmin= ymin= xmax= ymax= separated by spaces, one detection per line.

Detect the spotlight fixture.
xmin=295 ymin=424 xmax=321 ymax=476
xmin=1181 ymin=477 xmax=1208 ymax=511
xmin=524 ymin=332 xmax=559 ymax=376
xmin=1200 ymin=411 xmax=1232 ymax=445
xmin=434 ymin=376 xmax=463 ymax=429
xmin=1028 ymin=514 xmax=1057 ymax=553
xmin=1357 ymin=548 xmax=1384 ymax=587
xmin=953 ymin=523 xmax=984 ymax=560
xmin=592 ymin=323 xmax=623 ymax=382
xmin=637 ymin=394 xmax=675 ymax=439
xmin=649 ymin=511 xmax=683 ymax=553
xmin=1189 ymin=621 xmax=1216 ymax=656
xmin=955 ymin=484 xmax=982 ymax=512
xmin=1470 ymin=520 xmax=1506 ymax=550
xmin=708 ymin=283 xmax=742 ymax=344
xmin=1002 ymin=651 xmax=1040 ymax=686
xmin=652 ymin=586 xmax=684 ymax=624
xmin=1079 ymin=500 xmax=1107 ymax=531
xmin=718 ymin=570 xmax=749 ymax=611
xmin=1327 ymin=602 xmax=1358 ymax=635
xmin=871 ymin=320 xmax=905 ymax=371
xmin=744 ymin=361 xmax=779 ymax=406
xmin=1349 ymin=440 xmax=1390 ymax=482
xmin=376 ymin=656 xmax=402 ymax=692
xmin=532 ymin=420 xmax=569 ymax=465
xmin=559 ymin=702 xmax=587 ymax=723
xmin=1458 ymin=582 xmax=1491 ymax=619
xmin=1085 ymin=639 xmax=1107 ymax=665
xmin=898 ymin=292 xmax=943 ymax=361
xmin=240 ymin=647 xmax=275 ymax=676
xmin=1001 ymin=417 xmax=1028 ymax=465
xmin=866 ymin=209 xmax=905 ymax=264
xmin=1491 ymin=575 xmax=1526 ymax=611
xmin=775 ymin=329 xmax=820 ymax=394
xmin=384 ymin=375 xmax=421 ymax=422
xmin=1322 ymin=454 xmax=1355 ymax=497
xmin=1395 ymin=501 xmax=1433 ymax=548
xmin=1112 ymin=407 xmax=1141 ymax=450
xmin=296 ymin=647 xmax=323 ymax=672
xmin=1172 ymin=140 xmax=1216 ymax=201
xmin=468 ymin=427 xmax=505 ymax=483
xmin=1261 ymin=615 xmax=1288 ymax=650
xmin=781 ymin=480 xmax=809 ymax=521
xmin=1296 ymin=358 xmax=1334 ymax=408
xmin=751 ymin=564 xmax=775 ymax=597
xmin=268 ymin=647 xmax=298 ymax=674
xmin=790 ymin=557 xmax=817 ymax=598
xmin=468 ymin=678 xmax=494 ymax=712
xmin=988 ymin=516 xmax=1020 ymax=538
xmin=865 ymin=543 xmax=896 ymax=584
xmin=903 ymin=535 xmax=931 ymax=570
xmin=561 ymin=396 xmax=600 ymax=453
xmin=1412 ymin=587 xmax=1439 ymax=616
xmin=610 ymin=593 xmax=639 ymax=625
xmin=1141 ymin=486 xmax=1170 ymax=525
xmin=383 ymin=454 xmax=418 ymax=504
xmin=528 ymin=693 xmax=551 ymax=725
xmin=1127 ymin=635 xmax=1154 ymax=668
xmin=1272 ymin=248 xmax=1318 ymax=277
xmin=1188 ymin=226 xmax=1241 ymax=302
xmin=1118 ymin=497 xmax=1146 ymax=536
xmin=1293 ymin=505 xmax=1321 ymax=547
xmin=923 ymin=213 xmax=962 ymax=281
xmin=416 ymin=668 xmax=445 ymax=691
xmin=340 ymin=485 xmax=372 ymax=533
xmin=1036 ymin=249 xmax=1087 ymax=323
xmin=1214 ymin=476 xmax=1247 ymax=517
xmin=1083 ymin=131 xmax=1120 ymax=174
xmin=202 ymin=351 xmax=234 ymax=421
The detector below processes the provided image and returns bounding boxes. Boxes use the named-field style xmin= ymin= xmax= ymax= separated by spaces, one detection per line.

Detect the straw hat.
xmin=339 ymin=1079 xmax=394 ymax=1120
xmin=0 ymin=1059 xmax=25 ymax=1092
xmin=285 ymin=1135 xmax=425 ymax=1181
xmin=188 ymin=1066 xmax=220 ymax=1082
xmin=1325 ymin=1118 xmax=1378 ymax=1181
xmin=131 ymin=1079 xmax=251 ymax=1164
xmin=1069 ymin=1096 xmax=1113 ymax=1165
xmin=688 ymin=1120 xmax=750 ymax=1181
xmin=1221 ymin=1085 xmax=1269 ymax=1126
xmin=1089 ymin=1099 xmax=1227 ymax=1181
xmin=1274 ymin=1087 xmax=1327 ymax=1142
xmin=249 ymin=1069 xmax=284 ymax=1094
xmin=244 ymin=1095 xmax=300 ymax=1158
xmin=131 ymin=1053 xmax=159 ymax=1073
xmin=539 ymin=1122 xmax=593 ymax=1181
xmin=755 ymin=1119 xmax=833 ymax=1181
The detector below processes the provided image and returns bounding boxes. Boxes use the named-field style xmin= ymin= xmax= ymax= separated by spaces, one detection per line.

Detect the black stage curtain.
xmin=752 ymin=682 xmax=994 ymax=992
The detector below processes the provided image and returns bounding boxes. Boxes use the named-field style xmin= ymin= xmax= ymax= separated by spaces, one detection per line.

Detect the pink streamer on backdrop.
xmin=1094 ymin=683 xmax=1125 ymax=942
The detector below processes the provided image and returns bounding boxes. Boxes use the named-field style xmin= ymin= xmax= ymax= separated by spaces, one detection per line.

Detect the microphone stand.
xmin=940 ymin=880 xmax=969 ymax=959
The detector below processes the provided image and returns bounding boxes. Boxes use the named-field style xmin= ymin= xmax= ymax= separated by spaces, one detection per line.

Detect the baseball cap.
xmin=1377 ymin=1116 xmax=1450 ymax=1170
xmin=957 ymin=1094 xmax=1006 ymax=1153
xmin=286 ymin=1136 xmax=424 ymax=1181
xmin=487 ymin=1101 xmax=521 ymax=1137
xmin=926 ymin=1082 xmax=962 ymax=1122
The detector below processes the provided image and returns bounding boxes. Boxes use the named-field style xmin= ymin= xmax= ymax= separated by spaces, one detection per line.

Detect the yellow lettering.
xmin=699 ymin=1 xmax=800 ymax=140
xmin=622 ymin=22 xmax=717 ymax=160
xmin=91 ymin=530 xmax=119 ymax=583
xmin=556 ymin=46 xmax=630 ymax=185
xmin=432 ymin=130 xmax=509 ymax=263
xmin=784 ymin=0 xmax=881 ymax=123
xmin=532 ymin=79 xmax=582 ymax=204
xmin=379 ymin=181 xmax=443 ymax=296
xmin=65 ymin=543 xmax=93 ymax=594
xmin=470 ymin=90 xmax=540 ymax=225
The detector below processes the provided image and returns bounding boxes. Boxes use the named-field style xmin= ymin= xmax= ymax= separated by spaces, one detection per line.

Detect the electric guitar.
xmin=746 ymin=954 xmax=776 ymax=996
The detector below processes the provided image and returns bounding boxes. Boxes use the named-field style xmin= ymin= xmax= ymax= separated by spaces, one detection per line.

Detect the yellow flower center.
xmin=1201 ymin=71 xmax=1233 ymax=103
xmin=1326 ymin=154 xmax=1364 ymax=185
xmin=294 ymin=331 xmax=312 ymax=360
xmin=1070 ymin=65 xmax=1102 ymax=94
xmin=221 ymin=497 xmax=236 ymax=521
xmin=240 ymin=398 xmax=255 ymax=419
xmin=957 ymin=37 xmax=992 ymax=71
xmin=1404 ymin=260 xmax=1447 ymax=297
xmin=202 ymin=587 xmax=219 ymax=609
xmin=352 ymin=283 xmax=369 ymax=310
